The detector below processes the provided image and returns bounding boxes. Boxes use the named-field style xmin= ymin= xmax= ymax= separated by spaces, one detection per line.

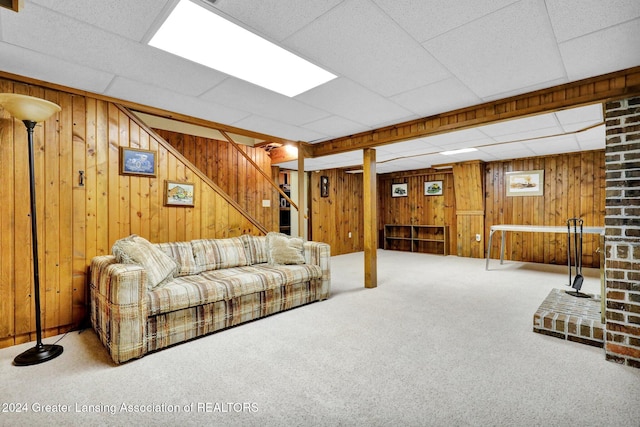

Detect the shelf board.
xmin=384 ymin=224 xmax=448 ymax=256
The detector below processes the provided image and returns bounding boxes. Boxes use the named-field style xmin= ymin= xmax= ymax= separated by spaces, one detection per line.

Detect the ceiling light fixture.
xmin=440 ymin=147 xmax=478 ymax=156
xmin=149 ymin=0 xmax=336 ymax=97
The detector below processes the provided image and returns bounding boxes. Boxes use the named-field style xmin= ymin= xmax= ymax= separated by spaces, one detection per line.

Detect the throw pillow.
xmin=112 ymin=235 xmax=178 ymax=290
xmin=266 ymin=232 xmax=305 ymax=265
xmin=156 ymin=241 xmax=202 ymax=277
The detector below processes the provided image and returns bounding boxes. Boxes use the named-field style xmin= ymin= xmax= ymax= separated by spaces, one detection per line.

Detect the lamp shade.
xmin=0 ymin=93 xmax=61 ymax=122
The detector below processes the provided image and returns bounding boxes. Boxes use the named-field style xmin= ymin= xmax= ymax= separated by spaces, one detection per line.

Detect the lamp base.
xmin=13 ymin=344 xmax=63 ymax=366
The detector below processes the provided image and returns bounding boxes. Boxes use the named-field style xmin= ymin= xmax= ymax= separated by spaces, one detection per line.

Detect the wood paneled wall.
xmin=0 ymin=78 xmax=265 ymax=349
xmin=378 ymin=169 xmax=457 ymax=255
xmin=155 ymin=129 xmax=278 ymax=231
xmin=376 ymin=151 xmax=605 ymax=266
xmin=485 ymin=150 xmax=606 ymax=268
xmin=310 ymin=169 xmax=364 ymax=255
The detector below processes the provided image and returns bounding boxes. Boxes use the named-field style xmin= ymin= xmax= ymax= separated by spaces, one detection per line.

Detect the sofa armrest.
xmin=304 ymin=241 xmax=331 ymax=299
xmin=90 ymin=255 xmax=148 ymax=364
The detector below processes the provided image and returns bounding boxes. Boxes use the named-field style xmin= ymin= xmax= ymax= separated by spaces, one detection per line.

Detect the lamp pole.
xmin=0 ymin=93 xmax=63 ymax=365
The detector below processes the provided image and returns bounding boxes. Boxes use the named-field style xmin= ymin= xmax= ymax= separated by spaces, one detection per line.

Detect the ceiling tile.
xmin=555 ymin=103 xmax=603 ymax=130
xmin=478 ymin=113 xmax=561 ymax=138
xmin=296 ymin=78 xmax=415 ymax=128
xmin=0 ymin=42 xmax=115 ymax=93
xmin=423 ymin=0 xmax=566 ymax=99
xmin=546 ymin=0 xmax=640 ymax=43
xmin=576 ymin=125 xmax=606 ymax=150
xmin=559 ymin=18 xmax=640 ymax=81
xmin=284 ymin=0 xmax=450 ymax=97
xmin=524 ymin=135 xmax=581 ymax=156
xmin=374 ymin=0 xmax=519 ymax=42
xmin=210 ymin=0 xmax=343 ymax=41
xmin=478 ymin=143 xmax=535 ymax=160
xmin=30 ymin=0 xmax=172 ymax=41
xmin=390 ymin=77 xmax=482 ymax=117
xmin=232 ymin=115 xmax=328 ymax=142
xmin=105 ymin=77 xmax=250 ymax=125
xmin=201 ymin=79 xmax=331 ymax=126
xmin=425 ymin=128 xmax=492 ymax=149
xmin=302 ymin=116 xmax=372 ymax=141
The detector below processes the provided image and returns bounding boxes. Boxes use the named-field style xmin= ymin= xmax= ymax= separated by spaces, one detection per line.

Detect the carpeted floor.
xmin=1 ymin=250 xmax=639 ymax=426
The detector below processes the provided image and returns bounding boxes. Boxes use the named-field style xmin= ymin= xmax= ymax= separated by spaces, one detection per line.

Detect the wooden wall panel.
xmin=452 ymin=161 xmax=485 ymax=258
xmin=156 ymin=129 xmax=278 ymax=232
xmin=484 ymin=150 xmax=606 ymax=268
xmin=378 ymin=169 xmax=457 ymax=256
xmin=0 ymin=77 xmax=267 ymax=349
xmin=310 ymin=169 xmax=364 ymax=256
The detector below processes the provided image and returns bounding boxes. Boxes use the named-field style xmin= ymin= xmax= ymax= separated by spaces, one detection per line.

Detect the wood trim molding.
xmin=311 ymin=66 xmax=640 ymax=158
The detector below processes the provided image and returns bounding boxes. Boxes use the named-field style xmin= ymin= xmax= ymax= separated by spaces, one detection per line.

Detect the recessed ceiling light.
xmin=149 ymin=0 xmax=337 ymax=97
xmin=440 ymin=147 xmax=478 ymax=156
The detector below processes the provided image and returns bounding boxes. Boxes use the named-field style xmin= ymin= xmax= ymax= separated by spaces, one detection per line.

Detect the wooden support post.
xmin=297 ymin=147 xmax=305 ymax=238
xmin=363 ymin=148 xmax=377 ymax=288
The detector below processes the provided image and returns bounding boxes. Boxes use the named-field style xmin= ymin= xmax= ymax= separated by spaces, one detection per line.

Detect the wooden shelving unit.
xmin=383 ymin=224 xmax=448 ymax=256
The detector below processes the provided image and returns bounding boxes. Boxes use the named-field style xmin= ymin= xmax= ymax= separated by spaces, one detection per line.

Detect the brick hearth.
xmin=533 ymin=288 xmax=604 ymax=347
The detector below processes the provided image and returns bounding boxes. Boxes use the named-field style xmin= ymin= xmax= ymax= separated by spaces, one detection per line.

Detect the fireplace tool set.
xmin=566 ymin=217 xmax=590 ymax=298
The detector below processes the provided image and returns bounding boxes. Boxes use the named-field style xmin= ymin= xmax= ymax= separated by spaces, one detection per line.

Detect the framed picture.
xmin=320 ymin=175 xmax=329 ymax=198
xmin=120 ymin=147 xmax=156 ymax=177
xmin=391 ymin=183 xmax=408 ymax=197
xmin=505 ymin=170 xmax=544 ymax=196
xmin=424 ymin=181 xmax=443 ymax=196
xmin=165 ymin=181 xmax=195 ymax=207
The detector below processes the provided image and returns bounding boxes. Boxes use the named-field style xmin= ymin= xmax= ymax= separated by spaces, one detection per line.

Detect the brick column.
xmin=604 ymin=96 xmax=640 ymax=368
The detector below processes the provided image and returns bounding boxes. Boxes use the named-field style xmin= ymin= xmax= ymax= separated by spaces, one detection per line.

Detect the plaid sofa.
xmin=90 ymin=234 xmax=331 ymax=364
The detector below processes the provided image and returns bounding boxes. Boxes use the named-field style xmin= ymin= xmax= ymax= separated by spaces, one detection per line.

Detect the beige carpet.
xmin=1 ymin=250 xmax=639 ymax=427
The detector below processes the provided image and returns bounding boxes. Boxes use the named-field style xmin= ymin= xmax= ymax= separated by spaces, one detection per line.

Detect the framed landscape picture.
xmin=165 ymin=181 xmax=195 ymax=207
xmin=424 ymin=181 xmax=443 ymax=196
xmin=391 ymin=183 xmax=408 ymax=197
xmin=120 ymin=147 xmax=157 ymax=177
xmin=505 ymin=170 xmax=544 ymax=196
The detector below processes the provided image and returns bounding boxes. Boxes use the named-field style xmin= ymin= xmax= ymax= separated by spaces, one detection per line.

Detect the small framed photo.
xmin=320 ymin=175 xmax=329 ymax=198
xmin=424 ymin=181 xmax=443 ymax=196
xmin=120 ymin=147 xmax=157 ymax=177
xmin=165 ymin=181 xmax=195 ymax=207
xmin=506 ymin=170 xmax=544 ymax=196
xmin=392 ymin=183 xmax=408 ymax=197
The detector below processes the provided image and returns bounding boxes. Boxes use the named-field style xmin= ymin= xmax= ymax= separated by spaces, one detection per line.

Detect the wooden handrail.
xmin=219 ymin=130 xmax=300 ymax=212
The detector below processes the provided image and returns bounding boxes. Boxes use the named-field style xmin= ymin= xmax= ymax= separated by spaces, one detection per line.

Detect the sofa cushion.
xmin=156 ymin=241 xmax=202 ymax=277
xmin=191 ymin=237 xmax=249 ymax=271
xmin=146 ymin=264 xmax=323 ymax=316
xmin=112 ymin=235 xmax=177 ymax=290
xmin=266 ymin=232 xmax=305 ymax=265
xmin=147 ymin=266 xmax=280 ymax=316
xmin=240 ymin=234 xmax=268 ymax=265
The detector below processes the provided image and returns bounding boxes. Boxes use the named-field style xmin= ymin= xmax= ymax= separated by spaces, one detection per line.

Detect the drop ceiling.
xmin=1 ymin=0 xmax=638 ymax=173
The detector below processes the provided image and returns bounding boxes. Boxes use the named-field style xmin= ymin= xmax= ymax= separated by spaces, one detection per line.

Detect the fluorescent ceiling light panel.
xmin=149 ymin=0 xmax=336 ymax=97
xmin=440 ymin=147 xmax=478 ymax=155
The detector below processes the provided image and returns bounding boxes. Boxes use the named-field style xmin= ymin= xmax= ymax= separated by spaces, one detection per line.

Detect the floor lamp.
xmin=0 ymin=93 xmax=63 ymax=366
